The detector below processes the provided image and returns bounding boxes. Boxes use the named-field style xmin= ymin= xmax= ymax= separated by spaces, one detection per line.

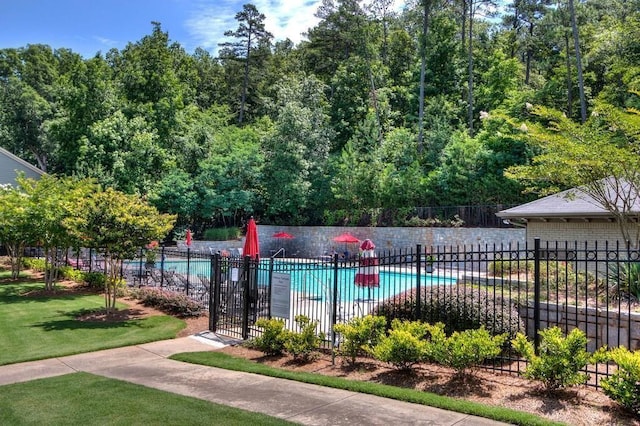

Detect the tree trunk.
xmin=467 ymin=0 xmax=474 ymax=135
xmin=525 ymin=22 xmax=534 ymax=85
xmin=564 ymin=31 xmax=573 ymax=118
xmin=568 ymin=0 xmax=587 ymax=123
xmin=239 ymin=32 xmax=252 ymax=124
xmin=417 ymin=0 xmax=434 ymax=154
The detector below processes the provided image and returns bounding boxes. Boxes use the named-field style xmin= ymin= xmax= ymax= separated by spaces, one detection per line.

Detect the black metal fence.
xmin=119 ymin=239 xmax=639 ymax=388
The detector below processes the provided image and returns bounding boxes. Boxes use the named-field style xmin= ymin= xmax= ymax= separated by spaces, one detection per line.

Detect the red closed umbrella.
xmin=243 ymin=217 xmax=260 ymax=260
xmin=185 ymin=229 xmax=192 ymax=247
xmin=355 ymin=239 xmax=379 ymax=287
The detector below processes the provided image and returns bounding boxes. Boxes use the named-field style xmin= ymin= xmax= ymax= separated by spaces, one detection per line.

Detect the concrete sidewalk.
xmin=0 ymin=334 xmax=511 ymax=426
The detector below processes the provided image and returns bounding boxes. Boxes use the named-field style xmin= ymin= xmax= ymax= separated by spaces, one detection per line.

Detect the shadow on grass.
xmin=32 ymin=309 xmax=152 ymax=332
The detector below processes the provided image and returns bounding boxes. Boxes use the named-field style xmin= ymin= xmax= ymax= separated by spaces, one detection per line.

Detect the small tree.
xmin=69 ymin=187 xmax=175 ymax=312
xmin=18 ymin=175 xmax=95 ymax=291
xmin=0 ymin=183 xmax=29 ymax=279
xmin=507 ymin=103 xmax=640 ymax=245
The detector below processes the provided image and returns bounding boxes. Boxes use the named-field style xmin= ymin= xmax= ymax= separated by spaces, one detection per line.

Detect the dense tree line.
xmin=1 ymin=1 xmax=639 ymax=234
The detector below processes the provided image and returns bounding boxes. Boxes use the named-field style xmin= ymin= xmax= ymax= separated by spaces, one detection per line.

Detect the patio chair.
xmin=195 ymin=273 xmax=210 ymax=303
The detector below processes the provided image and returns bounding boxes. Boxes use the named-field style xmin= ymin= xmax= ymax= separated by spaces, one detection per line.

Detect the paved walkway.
xmin=0 ymin=333 xmax=511 ymax=426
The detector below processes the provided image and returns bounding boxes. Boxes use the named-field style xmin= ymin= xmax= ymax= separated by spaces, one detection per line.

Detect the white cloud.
xmin=185 ymin=0 xmax=407 ymax=56
xmin=186 ymin=0 xmax=321 ymax=55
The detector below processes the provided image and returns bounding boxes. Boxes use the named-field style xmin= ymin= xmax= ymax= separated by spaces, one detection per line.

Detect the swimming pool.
xmin=134 ymin=259 xmax=456 ymax=303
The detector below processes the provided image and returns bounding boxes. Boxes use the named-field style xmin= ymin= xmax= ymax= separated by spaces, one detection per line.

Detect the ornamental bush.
xmin=374 ymin=284 xmax=523 ymax=339
xmin=253 ymin=318 xmax=287 ymax=355
xmin=512 ymin=326 xmax=591 ymax=391
xmin=371 ymin=319 xmax=430 ymax=370
xmin=130 ymin=287 xmax=205 ymax=318
xmin=425 ymin=323 xmax=507 ymax=375
xmin=333 ymin=315 xmax=386 ymax=365
xmin=597 ymin=347 xmax=640 ymax=415
xmin=83 ymin=272 xmax=107 ymax=290
xmin=284 ymin=315 xmax=325 ymax=361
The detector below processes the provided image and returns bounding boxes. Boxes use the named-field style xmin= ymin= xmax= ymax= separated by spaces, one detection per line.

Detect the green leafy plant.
xmin=333 ymin=315 xmax=386 ymax=365
xmin=488 ymin=260 xmax=533 ymax=277
xmin=145 ymin=240 xmax=159 ymax=264
xmin=608 ymin=262 xmax=640 ymax=301
xmin=84 ymin=272 xmax=107 ymax=290
xmin=58 ymin=265 xmax=84 ymax=283
xmin=425 ymin=323 xmax=507 ymax=375
xmin=252 ymin=318 xmax=287 ymax=355
xmin=22 ymin=257 xmax=46 ymax=271
xmin=596 ymin=347 xmax=640 ymax=415
xmin=371 ymin=319 xmax=429 ymax=370
xmin=512 ymin=327 xmax=591 ymax=391
xmin=284 ymin=315 xmax=325 ymax=361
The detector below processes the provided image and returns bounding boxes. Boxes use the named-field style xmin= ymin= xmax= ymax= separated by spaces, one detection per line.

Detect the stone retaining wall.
xmin=184 ymin=226 xmax=525 ymax=257
xmin=518 ymin=303 xmax=640 ymax=351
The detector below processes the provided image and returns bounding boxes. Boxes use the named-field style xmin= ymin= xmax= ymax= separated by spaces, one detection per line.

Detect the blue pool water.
xmin=133 ymin=259 xmax=455 ymax=302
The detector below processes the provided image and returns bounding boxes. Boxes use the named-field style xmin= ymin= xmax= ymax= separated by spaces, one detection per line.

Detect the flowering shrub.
xmin=130 ymin=287 xmax=205 ymax=318
xmin=375 ymin=284 xmax=523 ymax=339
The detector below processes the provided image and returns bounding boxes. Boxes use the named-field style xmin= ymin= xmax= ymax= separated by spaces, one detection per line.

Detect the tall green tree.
xmin=220 ymin=4 xmax=273 ymax=124
xmin=261 ymin=76 xmax=333 ymax=224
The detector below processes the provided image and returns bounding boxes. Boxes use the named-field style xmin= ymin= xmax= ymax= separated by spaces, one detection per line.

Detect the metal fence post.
xmin=534 ymin=237 xmax=541 ymax=354
xmin=331 ymin=253 xmax=339 ymax=365
xmin=416 ymin=244 xmax=422 ymax=319
xmin=242 ymin=256 xmax=251 ymax=340
xmin=185 ymin=247 xmax=191 ymax=296
xmin=160 ymin=245 xmax=165 ymax=288
xmin=210 ymin=253 xmax=219 ymax=332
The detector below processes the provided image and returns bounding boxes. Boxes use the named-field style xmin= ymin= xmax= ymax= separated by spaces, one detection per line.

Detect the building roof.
xmin=496 ymin=178 xmax=640 ymax=222
xmin=0 ymin=147 xmax=44 ymax=185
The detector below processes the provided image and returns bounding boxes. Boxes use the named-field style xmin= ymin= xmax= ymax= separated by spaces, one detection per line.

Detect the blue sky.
xmin=0 ymin=0 xmax=335 ymax=58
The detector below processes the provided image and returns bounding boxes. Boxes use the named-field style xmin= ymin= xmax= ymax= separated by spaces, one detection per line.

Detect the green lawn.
xmin=0 ymin=372 xmax=295 ymax=426
xmin=0 ymin=281 xmax=185 ymax=365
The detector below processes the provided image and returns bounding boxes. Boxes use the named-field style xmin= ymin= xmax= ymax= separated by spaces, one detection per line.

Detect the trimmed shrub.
xmin=129 ymin=287 xmax=205 ymax=318
xmin=425 ymin=323 xmax=507 ymax=375
xmin=371 ymin=319 xmax=429 ymax=370
xmin=253 ymin=318 xmax=287 ymax=355
xmin=512 ymin=326 xmax=591 ymax=391
xmin=59 ymin=266 xmax=84 ymax=283
xmin=22 ymin=257 xmax=46 ymax=271
xmin=333 ymin=315 xmax=386 ymax=365
xmin=597 ymin=347 xmax=640 ymax=415
xmin=284 ymin=315 xmax=325 ymax=361
xmin=374 ymin=284 xmax=523 ymax=339
xmin=84 ymin=272 xmax=107 ymax=290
